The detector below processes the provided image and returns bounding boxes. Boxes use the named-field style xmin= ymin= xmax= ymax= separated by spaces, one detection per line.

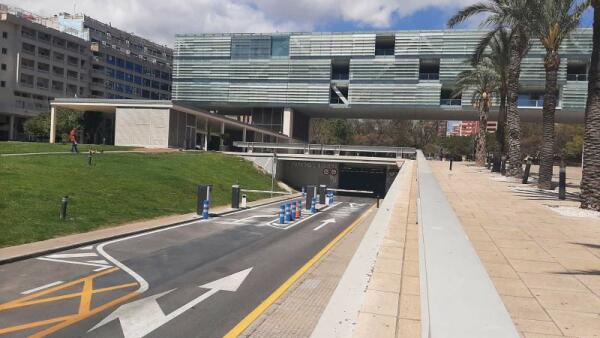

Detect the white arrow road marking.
xmin=37 ymin=257 xmax=112 ymax=271
xmin=21 ymin=281 xmax=64 ymax=295
xmin=313 ymin=218 xmax=336 ymax=231
xmin=90 ymin=268 xmax=253 ymax=338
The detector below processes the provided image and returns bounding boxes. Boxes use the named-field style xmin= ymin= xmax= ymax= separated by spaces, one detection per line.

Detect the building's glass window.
xmin=106 ymin=68 xmax=115 ymax=77
xmin=1 ymin=80 xmax=5 ymax=87
xmin=375 ymin=35 xmax=395 ymax=56
xmin=126 ymin=61 xmax=134 ymax=70
xmin=116 ymin=58 xmax=125 ymax=68
xmin=518 ymin=93 xmax=544 ymax=107
xmin=107 ymin=55 xmax=116 ymax=65
xmin=161 ymin=71 xmax=170 ymax=80
xmin=143 ymin=78 xmax=151 ymax=87
xmin=125 ymin=85 xmax=133 ymax=94
xmin=271 ymin=36 xmax=289 ymax=57
xmin=151 ymin=80 xmax=159 ymax=89
xmin=142 ymin=89 xmax=150 ymax=98
xmin=160 ymin=83 xmax=169 ymax=91
xmin=116 ymin=71 xmax=125 ymax=80
xmin=134 ymin=64 xmax=143 ymax=73
xmin=231 ymin=35 xmax=271 ymax=59
xmin=115 ymin=83 xmax=124 ymax=92
xmin=134 ymin=76 xmax=142 ymax=85
xmin=419 ymin=59 xmax=440 ymax=80
xmin=1 ymin=48 xmax=6 ymax=55
xmin=125 ymin=73 xmax=134 ymax=82
xmin=2 ymin=32 xmax=7 ymax=39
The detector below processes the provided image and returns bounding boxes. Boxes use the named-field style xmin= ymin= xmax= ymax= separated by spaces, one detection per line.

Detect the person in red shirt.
xmin=69 ymin=128 xmax=79 ymax=153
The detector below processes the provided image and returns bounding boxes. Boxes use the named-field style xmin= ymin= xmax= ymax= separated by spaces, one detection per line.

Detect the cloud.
xmin=5 ymin=0 xmax=480 ymax=46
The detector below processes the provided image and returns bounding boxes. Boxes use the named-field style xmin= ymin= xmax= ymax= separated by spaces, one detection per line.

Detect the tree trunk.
xmin=506 ymin=31 xmax=526 ymax=177
xmin=538 ymin=51 xmax=560 ymax=190
xmin=496 ymin=86 xmax=508 ymax=155
xmin=581 ymin=1 xmax=600 ymax=211
xmin=475 ymin=99 xmax=489 ymax=166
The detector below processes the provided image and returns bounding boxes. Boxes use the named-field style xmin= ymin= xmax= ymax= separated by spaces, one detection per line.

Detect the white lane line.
xmin=86 ymin=259 xmax=109 ymax=265
xmin=266 ymin=202 xmax=344 ymax=230
xmin=46 ymin=252 xmax=98 ymax=259
xmin=233 ymin=214 xmax=276 ymax=223
xmin=21 ymin=281 xmax=64 ymax=295
xmin=37 ymin=257 xmax=111 ymax=270
xmin=79 ymin=245 xmax=94 ymax=250
xmin=95 ymin=197 xmax=303 ymax=294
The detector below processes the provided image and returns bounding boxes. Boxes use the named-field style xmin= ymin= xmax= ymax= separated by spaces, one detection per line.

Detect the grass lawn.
xmin=0 ymin=152 xmax=279 ymax=247
xmin=0 ymin=141 xmax=133 ymax=154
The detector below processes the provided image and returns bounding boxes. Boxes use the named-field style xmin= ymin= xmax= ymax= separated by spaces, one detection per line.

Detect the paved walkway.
xmin=430 ymin=161 xmax=600 ymax=337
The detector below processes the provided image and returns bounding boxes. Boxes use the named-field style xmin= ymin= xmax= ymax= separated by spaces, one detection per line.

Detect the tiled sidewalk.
xmin=430 ymin=161 xmax=600 ymax=337
xmin=353 ymin=161 xmax=420 ymax=338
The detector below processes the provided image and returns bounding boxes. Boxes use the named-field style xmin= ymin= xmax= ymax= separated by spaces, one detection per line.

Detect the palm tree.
xmin=581 ymin=0 xmax=600 ymax=211
xmin=455 ymin=59 xmax=500 ymax=166
xmin=471 ymin=29 xmax=512 ymax=158
xmin=449 ymin=0 xmax=532 ymax=177
xmin=529 ymin=0 xmax=588 ymax=190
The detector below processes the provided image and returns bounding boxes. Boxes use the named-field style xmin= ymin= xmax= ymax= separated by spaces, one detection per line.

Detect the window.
xmin=1 ymin=64 xmax=6 ymax=71
xmin=37 ymin=62 xmax=50 ymax=73
xmin=134 ymin=64 xmax=143 ymax=73
xmin=419 ymin=59 xmax=440 ymax=80
xmin=116 ymin=71 xmax=125 ymax=80
xmin=1 ymin=48 xmax=6 ymax=55
xmin=126 ymin=61 xmax=134 ymax=70
xmin=125 ymin=73 xmax=134 ymax=82
xmin=271 ymin=36 xmax=289 ymax=57
xmin=375 ymin=35 xmax=395 ymax=56
xmin=107 ymin=55 xmax=116 ymax=65
xmin=116 ymin=58 xmax=125 ymax=68
xmin=231 ymin=35 xmax=271 ymax=59
xmin=2 ymin=32 xmax=7 ymax=39
xmin=0 ymin=81 xmax=5 ymax=87
xmin=134 ymin=75 xmax=142 ymax=85
xmin=567 ymin=61 xmax=588 ymax=81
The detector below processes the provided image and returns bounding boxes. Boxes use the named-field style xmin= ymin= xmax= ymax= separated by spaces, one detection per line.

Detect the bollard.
xmin=449 ymin=159 xmax=453 ymax=171
xmin=296 ymin=201 xmax=301 ymax=219
xmin=500 ymin=157 xmax=507 ymax=175
xmin=231 ymin=185 xmax=241 ymax=209
xmin=202 ymin=200 xmax=209 ymax=219
xmin=330 ymin=192 xmax=334 ymax=204
xmin=558 ymin=164 xmax=566 ymax=200
xmin=318 ymin=185 xmax=327 ymax=205
xmin=279 ymin=205 xmax=285 ymax=224
xmin=302 ymin=186 xmax=306 ymax=198
xmin=522 ymin=158 xmax=532 ymax=184
xmin=87 ymin=150 xmax=93 ymax=166
xmin=60 ymin=195 xmax=69 ymax=220
xmin=376 ymin=196 xmax=380 ymax=208
xmin=197 ymin=185 xmax=212 ymax=216
xmin=311 ymin=198 xmax=317 ymax=214
xmin=325 ymin=194 xmax=330 ymax=206
xmin=241 ymin=194 xmax=247 ymax=208
xmin=291 ymin=202 xmax=296 ymax=221
xmin=285 ymin=204 xmax=291 ymax=223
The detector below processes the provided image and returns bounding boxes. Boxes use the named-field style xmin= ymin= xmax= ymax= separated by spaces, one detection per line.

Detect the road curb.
xmin=0 ymin=193 xmax=300 ymax=265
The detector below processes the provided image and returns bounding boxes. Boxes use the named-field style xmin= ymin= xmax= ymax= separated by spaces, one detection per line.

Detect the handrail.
xmin=233 ymin=141 xmax=417 ymax=155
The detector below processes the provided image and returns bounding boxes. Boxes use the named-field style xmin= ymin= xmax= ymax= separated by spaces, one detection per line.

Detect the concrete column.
xmin=49 ymin=107 xmax=57 ymax=143
xmin=283 ymin=107 xmax=294 ymax=138
xmin=8 ymin=115 xmax=15 ymax=140
xmin=242 ymin=127 xmax=247 ymax=142
xmin=220 ymin=122 xmax=225 ymax=147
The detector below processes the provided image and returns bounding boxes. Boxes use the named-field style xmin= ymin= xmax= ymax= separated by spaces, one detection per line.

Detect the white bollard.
xmin=241 ymin=194 xmax=247 ymax=208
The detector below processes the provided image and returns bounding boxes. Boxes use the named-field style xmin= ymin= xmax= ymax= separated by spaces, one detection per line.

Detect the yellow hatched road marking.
xmin=0 ymin=267 xmax=140 ymax=337
xmin=224 ymin=204 xmax=376 ymax=338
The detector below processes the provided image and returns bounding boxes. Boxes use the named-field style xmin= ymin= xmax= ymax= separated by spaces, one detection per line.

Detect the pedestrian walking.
xmin=69 ymin=128 xmax=79 ymax=153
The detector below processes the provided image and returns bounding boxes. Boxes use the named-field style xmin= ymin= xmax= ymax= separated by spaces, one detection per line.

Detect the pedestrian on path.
xmin=69 ymin=128 xmax=79 ymax=153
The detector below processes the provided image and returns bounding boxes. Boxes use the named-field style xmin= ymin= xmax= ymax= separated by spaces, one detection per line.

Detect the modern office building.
xmin=0 ymin=4 xmax=172 ymax=141
xmin=173 ymin=30 xmax=592 ymax=141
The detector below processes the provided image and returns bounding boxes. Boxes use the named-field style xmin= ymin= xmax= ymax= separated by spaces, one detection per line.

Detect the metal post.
xmin=376 ymin=195 xmax=380 ymax=208
xmin=271 ymin=153 xmax=277 ymax=198
xmin=522 ymin=158 xmax=532 ymax=184
xmin=318 ymin=185 xmax=327 ymax=204
xmin=88 ymin=150 xmax=93 ymax=166
xmin=449 ymin=159 xmax=453 ymax=171
xmin=197 ymin=185 xmax=211 ymax=216
xmin=231 ymin=185 xmax=240 ymax=209
xmin=558 ymin=164 xmax=566 ymax=200
xmin=60 ymin=196 xmax=69 ymax=220
xmin=49 ymin=106 xmax=57 ymax=144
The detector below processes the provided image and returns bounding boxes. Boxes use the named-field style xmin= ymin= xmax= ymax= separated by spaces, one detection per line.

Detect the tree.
xmin=449 ymin=0 xmax=532 ymax=177
xmin=454 ymin=59 xmax=500 ymax=166
xmin=471 ymin=28 xmax=512 ymax=157
xmin=23 ymin=109 xmax=83 ymax=142
xmin=581 ymin=0 xmax=600 ymax=211
xmin=529 ymin=0 xmax=587 ymax=189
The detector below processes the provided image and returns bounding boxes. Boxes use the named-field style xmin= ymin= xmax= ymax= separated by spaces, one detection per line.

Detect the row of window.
xmin=19 ymin=58 xmax=84 ymax=81
xmin=105 ymin=55 xmax=171 ymax=80
xmin=21 ymin=27 xmax=86 ymax=54
xmin=18 ymin=72 xmax=85 ymax=95
xmin=103 ymin=67 xmax=170 ymax=91
xmin=21 ymin=42 xmax=87 ymax=68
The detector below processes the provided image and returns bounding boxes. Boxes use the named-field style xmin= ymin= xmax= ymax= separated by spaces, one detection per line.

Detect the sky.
xmin=7 ymin=1 xmax=594 ymax=47
xmin=0 ymin=0 xmax=501 ymax=47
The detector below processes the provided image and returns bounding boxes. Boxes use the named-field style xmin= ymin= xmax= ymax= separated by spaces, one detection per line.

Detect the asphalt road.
xmin=0 ymin=195 xmax=374 ymax=338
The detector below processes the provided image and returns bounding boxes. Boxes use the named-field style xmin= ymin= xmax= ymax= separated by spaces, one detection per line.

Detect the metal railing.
xmin=440 ymin=99 xmax=462 ymax=106
xmin=331 ymin=73 xmax=349 ymax=80
xmin=375 ymin=48 xmax=395 ymax=56
xmin=567 ymin=73 xmax=587 ymax=81
xmin=518 ymin=98 xmax=544 ymax=108
xmin=419 ymin=72 xmax=440 ymax=80
xmin=233 ymin=141 xmax=416 ymax=156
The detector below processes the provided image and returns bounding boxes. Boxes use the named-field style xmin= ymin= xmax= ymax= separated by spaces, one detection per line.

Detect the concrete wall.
xmin=114 ymin=107 xmax=170 ymax=147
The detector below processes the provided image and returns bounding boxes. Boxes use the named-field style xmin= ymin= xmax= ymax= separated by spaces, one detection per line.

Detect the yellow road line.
xmin=223 ymin=204 xmax=376 ymax=338
xmin=0 ymin=315 xmax=77 ymax=335
xmin=29 ymin=291 xmax=141 ymax=338
xmin=78 ymin=276 xmax=93 ymax=314
xmin=0 ymin=267 xmax=119 ymax=311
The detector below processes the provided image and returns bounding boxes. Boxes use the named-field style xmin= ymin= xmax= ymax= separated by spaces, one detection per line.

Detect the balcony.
xmin=419 ymin=73 xmax=439 ymax=81
xmin=440 ymin=99 xmax=462 ymax=106
xmin=375 ymin=48 xmax=394 ymax=56
xmin=567 ymin=73 xmax=588 ymax=81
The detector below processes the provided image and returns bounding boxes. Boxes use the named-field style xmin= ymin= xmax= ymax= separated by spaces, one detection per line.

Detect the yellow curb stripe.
xmin=223 ymin=204 xmax=376 ymax=338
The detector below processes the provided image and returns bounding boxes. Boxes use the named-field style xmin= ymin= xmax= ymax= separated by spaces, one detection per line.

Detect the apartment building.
xmin=0 ymin=5 xmax=89 ymax=140
xmin=0 ymin=4 xmax=173 ymax=140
